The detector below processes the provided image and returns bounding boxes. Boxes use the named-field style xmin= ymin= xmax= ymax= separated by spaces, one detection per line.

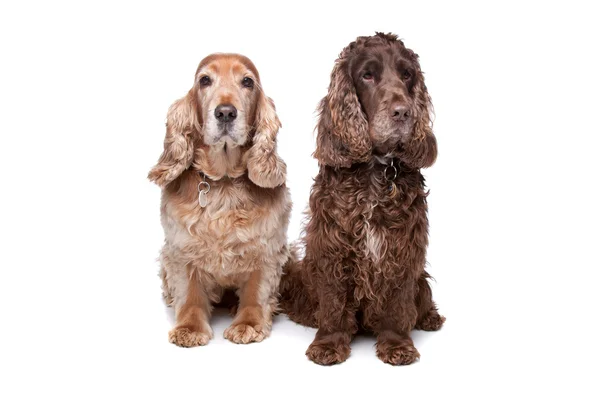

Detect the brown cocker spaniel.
xmin=149 ymin=54 xmax=291 ymax=347
xmin=280 ymin=33 xmax=445 ymax=365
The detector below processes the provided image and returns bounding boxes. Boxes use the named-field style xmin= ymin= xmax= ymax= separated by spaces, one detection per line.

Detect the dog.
xmin=149 ymin=53 xmax=291 ymax=347
xmin=280 ymin=33 xmax=445 ymax=365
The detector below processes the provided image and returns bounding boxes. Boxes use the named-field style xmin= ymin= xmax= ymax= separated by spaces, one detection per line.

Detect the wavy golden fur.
xmin=280 ymin=33 xmax=445 ymax=365
xmin=149 ymin=54 xmax=291 ymax=346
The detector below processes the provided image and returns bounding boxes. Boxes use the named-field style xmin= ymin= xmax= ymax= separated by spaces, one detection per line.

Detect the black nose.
xmin=391 ymin=103 xmax=410 ymax=122
xmin=214 ymin=104 xmax=237 ymax=123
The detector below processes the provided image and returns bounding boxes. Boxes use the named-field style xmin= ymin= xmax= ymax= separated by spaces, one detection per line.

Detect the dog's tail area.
xmin=278 ymin=243 xmax=318 ymax=328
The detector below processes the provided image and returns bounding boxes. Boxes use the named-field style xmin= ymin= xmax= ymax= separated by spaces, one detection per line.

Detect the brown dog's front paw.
xmin=415 ymin=309 xmax=446 ymax=331
xmin=224 ymin=323 xmax=266 ymax=344
xmin=376 ymin=340 xmax=420 ymax=365
xmin=306 ymin=340 xmax=351 ymax=366
xmin=168 ymin=327 xmax=212 ymax=347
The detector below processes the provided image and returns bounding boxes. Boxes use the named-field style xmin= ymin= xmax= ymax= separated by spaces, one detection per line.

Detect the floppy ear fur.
xmin=247 ymin=93 xmax=287 ymax=188
xmin=313 ymin=56 xmax=372 ymax=168
xmin=399 ymin=71 xmax=437 ymax=169
xmin=148 ymin=89 xmax=200 ymax=187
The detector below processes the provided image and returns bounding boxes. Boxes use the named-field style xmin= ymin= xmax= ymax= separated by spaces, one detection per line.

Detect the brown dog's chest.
xmin=311 ymin=165 xmax=428 ymax=263
xmin=317 ymin=167 xmax=423 ymax=225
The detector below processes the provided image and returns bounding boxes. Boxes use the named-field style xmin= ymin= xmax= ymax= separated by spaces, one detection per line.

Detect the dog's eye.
xmin=402 ymin=70 xmax=412 ymax=81
xmin=199 ymin=76 xmax=212 ymax=87
xmin=362 ymin=72 xmax=374 ymax=81
xmin=242 ymin=77 xmax=254 ymax=88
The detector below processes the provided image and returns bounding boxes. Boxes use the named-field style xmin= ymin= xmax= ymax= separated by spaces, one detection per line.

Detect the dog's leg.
xmin=414 ymin=273 xmax=446 ymax=331
xmin=372 ymin=281 xmax=420 ymax=365
xmin=168 ymin=267 xmax=213 ymax=347
xmin=305 ymin=259 xmax=357 ymax=366
xmin=224 ymin=267 xmax=278 ymax=344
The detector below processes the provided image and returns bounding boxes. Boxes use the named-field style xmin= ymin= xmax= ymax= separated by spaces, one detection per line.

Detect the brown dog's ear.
xmin=400 ymin=73 xmax=438 ymax=169
xmin=314 ymin=57 xmax=372 ymax=168
xmin=247 ymin=91 xmax=287 ymax=188
xmin=148 ymin=89 xmax=200 ymax=187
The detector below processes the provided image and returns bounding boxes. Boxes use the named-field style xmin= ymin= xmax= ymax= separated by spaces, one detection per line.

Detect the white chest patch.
xmin=364 ymin=221 xmax=385 ymax=263
xmin=361 ymin=200 xmax=386 ymax=263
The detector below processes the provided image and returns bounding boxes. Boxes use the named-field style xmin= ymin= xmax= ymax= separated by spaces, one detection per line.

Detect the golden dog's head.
xmin=149 ymin=54 xmax=286 ymax=188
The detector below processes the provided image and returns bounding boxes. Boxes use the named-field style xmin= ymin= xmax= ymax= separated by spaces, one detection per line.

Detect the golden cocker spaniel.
xmin=149 ymin=54 xmax=291 ymax=346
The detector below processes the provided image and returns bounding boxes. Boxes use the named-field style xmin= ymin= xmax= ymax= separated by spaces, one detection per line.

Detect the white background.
xmin=1 ymin=0 xmax=599 ymax=398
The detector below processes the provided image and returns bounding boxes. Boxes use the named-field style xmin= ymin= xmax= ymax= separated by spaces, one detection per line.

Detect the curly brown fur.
xmin=149 ymin=54 xmax=291 ymax=347
xmin=280 ymin=33 xmax=444 ymax=365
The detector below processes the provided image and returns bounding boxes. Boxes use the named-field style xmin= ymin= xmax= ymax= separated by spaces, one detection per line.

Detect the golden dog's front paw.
xmin=223 ymin=323 xmax=266 ymax=344
xmin=168 ymin=327 xmax=212 ymax=347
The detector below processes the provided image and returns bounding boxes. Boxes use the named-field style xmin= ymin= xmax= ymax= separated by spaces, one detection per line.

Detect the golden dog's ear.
xmin=247 ymin=92 xmax=286 ymax=188
xmin=314 ymin=55 xmax=372 ymax=168
xmin=148 ymin=89 xmax=200 ymax=187
xmin=399 ymin=69 xmax=437 ymax=169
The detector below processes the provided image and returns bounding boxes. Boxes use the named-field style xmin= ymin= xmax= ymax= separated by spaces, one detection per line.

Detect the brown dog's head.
xmin=314 ymin=33 xmax=435 ymax=167
xmin=148 ymin=54 xmax=285 ymax=188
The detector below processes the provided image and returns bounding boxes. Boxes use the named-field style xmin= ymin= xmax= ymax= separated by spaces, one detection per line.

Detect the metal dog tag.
xmin=198 ymin=180 xmax=210 ymax=208
xmin=198 ymin=190 xmax=208 ymax=208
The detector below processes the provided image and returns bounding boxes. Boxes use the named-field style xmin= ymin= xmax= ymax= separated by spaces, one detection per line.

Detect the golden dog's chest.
xmin=162 ymin=180 xmax=290 ymax=276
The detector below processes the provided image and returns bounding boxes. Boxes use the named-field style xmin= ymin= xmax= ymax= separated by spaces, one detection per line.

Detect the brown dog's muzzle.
xmin=384 ymin=87 xmax=412 ymax=125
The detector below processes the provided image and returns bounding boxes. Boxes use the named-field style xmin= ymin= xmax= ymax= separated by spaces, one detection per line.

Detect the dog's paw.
xmin=376 ymin=341 xmax=420 ymax=365
xmin=168 ymin=327 xmax=212 ymax=347
xmin=306 ymin=341 xmax=351 ymax=366
xmin=224 ymin=323 xmax=266 ymax=344
xmin=415 ymin=310 xmax=446 ymax=331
